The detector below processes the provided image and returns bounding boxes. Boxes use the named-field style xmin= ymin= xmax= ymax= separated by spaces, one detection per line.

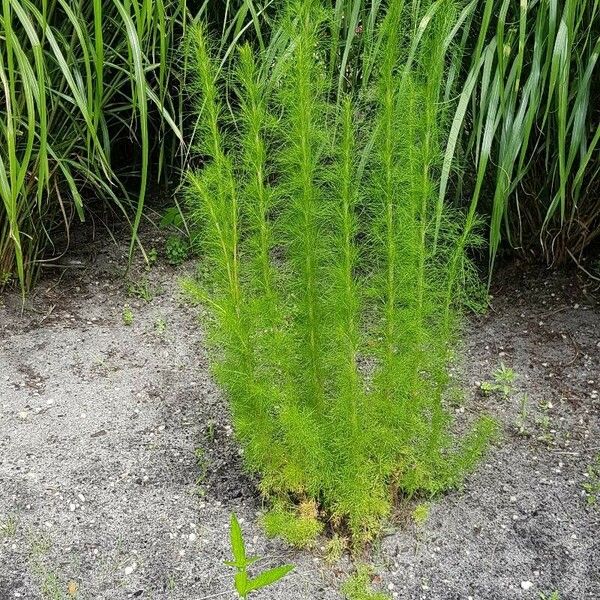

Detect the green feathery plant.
xmin=185 ymin=0 xmax=495 ymax=545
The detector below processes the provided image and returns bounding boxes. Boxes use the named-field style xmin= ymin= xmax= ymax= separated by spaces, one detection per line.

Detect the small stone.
xmin=124 ymin=564 xmax=136 ymax=575
xmin=521 ymin=581 xmax=533 ymax=591
xmin=188 ymin=533 xmax=197 ymax=542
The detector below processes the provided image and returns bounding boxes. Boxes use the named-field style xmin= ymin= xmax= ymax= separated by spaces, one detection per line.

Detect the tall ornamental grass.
xmin=0 ymin=0 xmax=189 ymax=289
xmin=185 ymin=0 xmax=495 ymax=545
xmin=0 ymin=0 xmax=271 ymax=290
xmin=442 ymin=0 xmax=600 ymax=269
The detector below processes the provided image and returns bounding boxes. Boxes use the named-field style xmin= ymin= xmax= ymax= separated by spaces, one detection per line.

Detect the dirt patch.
xmin=1 ymin=234 xmax=599 ymax=600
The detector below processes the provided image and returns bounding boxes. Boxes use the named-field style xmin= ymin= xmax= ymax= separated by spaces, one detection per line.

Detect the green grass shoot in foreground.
xmin=227 ymin=513 xmax=293 ymax=598
xmin=185 ymin=0 xmax=496 ymax=545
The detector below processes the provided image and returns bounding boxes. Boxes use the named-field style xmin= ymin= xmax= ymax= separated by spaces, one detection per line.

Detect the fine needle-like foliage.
xmin=186 ymin=0 xmax=496 ymax=546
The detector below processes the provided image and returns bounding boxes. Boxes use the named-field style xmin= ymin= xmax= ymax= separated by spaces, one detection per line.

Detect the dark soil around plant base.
xmin=1 ymin=230 xmax=599 ymax=600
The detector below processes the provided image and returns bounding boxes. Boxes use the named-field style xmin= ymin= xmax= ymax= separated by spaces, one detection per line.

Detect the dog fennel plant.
xmin=185 ymin=0 xmax=496 ymax=545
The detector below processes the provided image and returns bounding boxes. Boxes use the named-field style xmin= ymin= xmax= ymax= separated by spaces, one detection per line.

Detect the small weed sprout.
xmin=481 ymin=363 xmax=517 ymax=398
xmin=154 ymin=317 xmax=167 ymax=334
xmin=127 ymin=278 xmax=154 ymax=302
xmin=122 ymin=305 xmax=134 ymax=326
xmin=27 ymin=531 xmax=65 ymax=600
xmin=341 ymin=565 xmax=390 ymax=600
xmin=412 ymin=503 xmax=430 ymax=527
xmin=583 ymin=455 xmax=600 ymax=506
xmin=539 ymin=592 xmax=560 ymax=600
xmin=165 ymin=235 xmax=189 ymax=265
xmin=147 ymin=248 xmax=158 ymax=269
xmin=0 ymin=514 xmax=18 ymax=538
xmin=536 ymin=401 xmax=555 ymax=446
xmin=226 ymin=514 xmax=293 ymax=599
xmin=412 ymin=502 xmax=430 ymax=547
xmin=204 ymin=421 xmax=216 ymax=443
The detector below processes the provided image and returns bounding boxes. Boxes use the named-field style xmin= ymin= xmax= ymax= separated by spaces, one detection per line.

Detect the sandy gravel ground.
xmin=1 ymin=230 xmax=599 ymax=600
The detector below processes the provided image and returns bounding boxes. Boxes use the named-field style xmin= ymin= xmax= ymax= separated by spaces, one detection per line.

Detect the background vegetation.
xmin=0 ymin=0 xmax=265 ymax=289
xmin=1 ymin=0 xmax=598 ymax=290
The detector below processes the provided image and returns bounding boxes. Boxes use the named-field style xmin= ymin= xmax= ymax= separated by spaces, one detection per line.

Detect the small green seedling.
xmin=412 ymin=503 xmax=430 ymax=526
xmin=204 ymin=420 xmax=216 ymax=443
xmin=226 ymin=513 xmax=293 ymax=599
xmin=127 ymin=278 xmax=154 ymax=302
xmin=154 ymin=317 xmax=167 ymax=334
xmin=122 ymin=305 xmax=134 ymax=326
xmin=342 ymin=565 xmax=390 ymax=600
xmin=147 ymin=247 xmax=158 ymax=268
xmin=539 ymin=592 xmax=560 ymax=600
xmin=411 ymin=502 xmax=430 ymax=548
xmin=583 ymin=455 xmax=600 ymax=506
xmin=535 ymin=401 xmax=555 ymax=445
xmin=165 ymin=235 xmax=189 ymax=266
xmin=481 ymin=363 xmax=517 ymax=398
xmin=0 ymin=515 xmax=18 ymax=538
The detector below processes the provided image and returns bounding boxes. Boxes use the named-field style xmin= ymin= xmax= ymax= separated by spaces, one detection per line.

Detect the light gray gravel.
xmin=1 ymin=231 xmax=599 ymax=600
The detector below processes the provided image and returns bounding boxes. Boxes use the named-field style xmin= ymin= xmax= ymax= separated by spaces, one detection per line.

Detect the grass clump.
xmin=185 ymin=0 xmax=495 ymax=545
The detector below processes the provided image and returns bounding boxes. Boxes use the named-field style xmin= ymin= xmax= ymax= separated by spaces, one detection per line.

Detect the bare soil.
xmin=1 ymin=229 xmax=599 ymax=600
